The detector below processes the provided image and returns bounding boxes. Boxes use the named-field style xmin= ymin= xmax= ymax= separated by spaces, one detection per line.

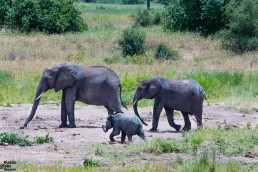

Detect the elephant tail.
xmin=119 ymin=84 xmax=128 ymax=109
xmin=199 ymin=86 xmax=207 ymax=100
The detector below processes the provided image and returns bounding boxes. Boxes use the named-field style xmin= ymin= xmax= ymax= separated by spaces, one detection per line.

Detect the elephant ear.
xmin=146 ymin=79 xmax=162 ymax=99
xmin=54 ymin=66 xmax=78 ymax=92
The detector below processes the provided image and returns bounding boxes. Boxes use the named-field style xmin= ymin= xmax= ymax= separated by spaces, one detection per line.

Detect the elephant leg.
xmin=110 ymin=128 xmax=120 ymax=142
xmin=64 ymin=88 xmax=76 ymax=128
xmin=104 ymin=106 xmax=114 ymax=115
xmin=59 ymin=91 xmax=68 ymax=128
xmin=182 ymin=111 xmax=191 ymax=131
xmin=164 ymin=106 xmax=181 ymax=131
xmin=127 ymin=135 xmax=133 ymax=143
xmin=121 ymin=131 xmax=126 ymax=144
xmin=193 ymin=105 xmax=203 ymax=129
xmin=150 ymin=99 xmax=164 ymax=132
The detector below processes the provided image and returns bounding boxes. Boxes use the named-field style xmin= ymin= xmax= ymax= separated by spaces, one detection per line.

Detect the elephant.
xmin=133 ymin=77 xmax=206 ymax=132
xmin=102 ymin=112 xmax=145 ymax=143
xmin=23 ymin=64 xmax=127 ymax=128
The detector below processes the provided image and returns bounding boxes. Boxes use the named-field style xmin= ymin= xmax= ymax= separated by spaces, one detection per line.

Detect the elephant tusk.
xmin=133 ymin=100 xmax=137 ymax=106
xmin=35 ymin=92 xmax=44 ymax=100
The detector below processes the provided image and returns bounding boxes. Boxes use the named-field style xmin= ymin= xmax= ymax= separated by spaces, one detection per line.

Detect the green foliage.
xmin=219 ymin=0 xmax=258 ymax=53
xmin=132 ymin=10 xmax=154 ymax=27
xmin=143 ymin=138 xmax=179 ymax=154
xmin=132 ymin=10 xmax=162 ymax=27
xmin=119 ymin=27 xmax=146 ymax=56
xmin=123 ymin=0 xmax=144 ymax=4
xmin=163 ymin=0 xmax=230 ymax=36
xmin=0 ymin=0 xmax=87 ymax=33
xmin=0 ymin=132 xmax=32 ymax=146
xmin=83 ymin=158 xmax=100 ymax=167
xmin=95 ymin=146 xmax=103 ymax=156
xmin=155 ymin=42 xmax=179 ymax=60
xmin=34 ymin=133 xmax=53 ymax=144
xmin=0 ymin=69 xmax=14 ymax=87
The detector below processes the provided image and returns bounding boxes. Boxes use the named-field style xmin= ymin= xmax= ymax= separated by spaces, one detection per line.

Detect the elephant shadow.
xmin=158 ymin=130 xmax=182 ymax=133
xmin=75 ymin=125 xmax=102 ymax=129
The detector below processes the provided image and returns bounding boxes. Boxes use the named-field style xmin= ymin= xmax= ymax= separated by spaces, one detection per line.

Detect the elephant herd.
xmin=23 ymin=64 xmax=207 ymax=143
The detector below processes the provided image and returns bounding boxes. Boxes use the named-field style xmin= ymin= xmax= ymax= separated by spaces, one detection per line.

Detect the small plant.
xmin=0 ymin=132 xmax=32 ymax=146
xmin=118 ymin=27 xmax=146 ymax=56
xmin=83 ymin=158 xmax=99 ymax=167
xmin=190 ymin=135 xmax=204 ymax=155
xmin=215 ymin=137 xmax=227 ymax=153
xmin=95 ymin=146 xmax=103 ymax=156
xmin=34 ymin=133 xmax=53 ymax=144
xmin=155 ymin=43 xmax=179 ymax=60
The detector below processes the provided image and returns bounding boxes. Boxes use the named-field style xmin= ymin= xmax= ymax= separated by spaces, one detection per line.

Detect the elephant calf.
xmin=102 ymin=113 xmax=145 ymax=143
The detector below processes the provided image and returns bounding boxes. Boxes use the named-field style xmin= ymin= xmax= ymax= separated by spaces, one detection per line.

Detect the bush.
xmin=119 ymin=27 xmax=146 ymax=56
xmin=219 ymin=0 xmax=258 ymax=53
xmin=0 ymin=0 xmax=87 ymax=33
xmin=35 ymin=133 xmax=53 ymax=144
xmin=132 ymin=10 xmax=153 ymax=27
xmin=155 ymin=43 xmax=179 ymax=60
xmin=163 ymin=0 xmax=230 ymax=36
xmin=132 ymin=10 xmax=162 ymax=27
xmin=0 ymin=132 xmax=32 ymax=146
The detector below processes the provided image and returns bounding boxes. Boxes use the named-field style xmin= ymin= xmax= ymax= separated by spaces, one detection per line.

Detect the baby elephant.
xmin=102 ymin=113 xmax=145 ymax=143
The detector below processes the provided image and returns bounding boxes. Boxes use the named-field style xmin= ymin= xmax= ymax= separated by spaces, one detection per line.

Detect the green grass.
xmin=0 ymin=67 xmax=257 ymax=112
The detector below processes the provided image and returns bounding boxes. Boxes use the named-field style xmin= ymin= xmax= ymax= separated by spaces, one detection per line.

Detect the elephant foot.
xmin=149 ymin=128 xmax=158 ymax=132
xmin=174 ymin=124 xmax=181 ymax=132
xmin=68 ymin=124 xmax=76 ymax=128
xmin=59 ymin=123 xmax=68 ymax=128
xmin=182 ymin=125 xmax=191 ymax=131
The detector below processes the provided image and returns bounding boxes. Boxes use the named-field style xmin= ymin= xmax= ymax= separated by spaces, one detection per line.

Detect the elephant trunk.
xmin=133 ymin=94 xmax=148 ymax=126
xmin=23 ymin=79 xmax=43 ymax=127
xmin=102 ymin=125 xmax=108 ymax=132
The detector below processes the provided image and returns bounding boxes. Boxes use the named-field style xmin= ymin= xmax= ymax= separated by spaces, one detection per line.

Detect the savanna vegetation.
xmin=0 ymin=0 xmax=257 ymax=171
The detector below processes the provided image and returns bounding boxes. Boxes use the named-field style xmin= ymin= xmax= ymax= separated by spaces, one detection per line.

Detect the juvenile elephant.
xmin=23 ymin=64 xmax=127 ymax=128
xmin=102 ymin=113 xmax=145 ymax=143
xmin=133 ymin=77 xmax=206 ymax=132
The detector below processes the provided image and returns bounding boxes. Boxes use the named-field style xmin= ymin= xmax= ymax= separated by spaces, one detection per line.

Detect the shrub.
xmin=34 ymin=133 xmax=53 ymax=144
xmin=119 ymin=27 xmax=146 ymax=56
xmin=0 ymin=0 xmax=87 ymax=33
xmin=163 ymin=0 xmax=230 ymax=36
xmin=83 ymin=158 xmax=100 ymax=167
xmin=155 ymin=43 xmax=179 ymax=60
xmin=219 ymin=0 xmax=258 ymax=53
xmin=132 ymin=10 xmax=162 ymax=27
xmin=0 ymin=132 xmax=32 ymax=146
xmin=132 ymin=10 xmax=153 ymax=27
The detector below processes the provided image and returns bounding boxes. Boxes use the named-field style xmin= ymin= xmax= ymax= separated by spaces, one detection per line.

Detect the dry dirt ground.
xmin=0 ymin=103 xmax=258 ymax=167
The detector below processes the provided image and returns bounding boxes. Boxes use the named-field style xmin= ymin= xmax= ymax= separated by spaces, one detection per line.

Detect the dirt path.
xmin=0 ymin=103 xmax=257 ymax=166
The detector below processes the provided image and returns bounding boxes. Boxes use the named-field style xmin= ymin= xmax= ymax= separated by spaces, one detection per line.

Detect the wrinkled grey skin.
xmin=24 ymin=64 xmax=127 ymax=128
xmin=133 ymin=77 xmax=206 ymax=132
xmin=102 ymin=113 xmax=145 ymax=143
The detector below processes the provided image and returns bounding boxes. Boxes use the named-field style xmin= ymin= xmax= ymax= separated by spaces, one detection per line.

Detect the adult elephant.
xmin=23 ymin=64 xmax=127 ymax=128
xmin=133 ymin=77 xmax=206 ymax=132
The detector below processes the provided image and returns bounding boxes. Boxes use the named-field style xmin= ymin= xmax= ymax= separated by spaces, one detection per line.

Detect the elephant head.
xmin=102 ymin=115 xmax=113 ymax=132
xmin=23 ymin=64 xmax=78 ymax=127
xmin=133 ymin=78 xmax=162 ymax=126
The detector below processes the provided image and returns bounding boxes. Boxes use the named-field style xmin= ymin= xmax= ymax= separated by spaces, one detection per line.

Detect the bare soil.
xmin=0 ymin=103 xmax=257 ymax=166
